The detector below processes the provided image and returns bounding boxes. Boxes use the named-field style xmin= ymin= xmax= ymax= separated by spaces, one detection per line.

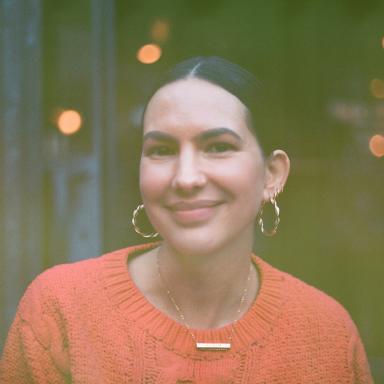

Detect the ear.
xmin=262 ymin=150 xmax=290 ymax=202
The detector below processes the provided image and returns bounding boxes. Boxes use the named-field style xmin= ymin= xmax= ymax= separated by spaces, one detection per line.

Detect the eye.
xmin=206 ymin=142 xmax=236 ymax=153
xmin=145 ymin=145 xmax=176 ymax=158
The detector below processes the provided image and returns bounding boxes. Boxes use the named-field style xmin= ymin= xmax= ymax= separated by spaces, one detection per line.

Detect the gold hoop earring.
xmin=131 ymin=204 xmax=159 ymax=238
xmin=258 ymin=193 xmax=281 ymax=237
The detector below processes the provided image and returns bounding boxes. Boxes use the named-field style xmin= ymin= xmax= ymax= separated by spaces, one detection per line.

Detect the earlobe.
xmin=262 ymin=150 xmax=290 ymax=201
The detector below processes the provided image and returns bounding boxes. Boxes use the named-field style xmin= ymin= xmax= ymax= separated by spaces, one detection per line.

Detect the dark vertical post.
xmin=91 ymin=0 xmax=118 ymax=252
xmin=0 ymin=0 xmax=42 ymax=346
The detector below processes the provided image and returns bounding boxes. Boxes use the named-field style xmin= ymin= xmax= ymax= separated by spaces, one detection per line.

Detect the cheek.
xmin=219 ymin=159 xmax=265 ymax=214
xmin=139 ymin=161 xmax=169 ymax=201
xmin=219 ymin=159 xmax=265 ymax=193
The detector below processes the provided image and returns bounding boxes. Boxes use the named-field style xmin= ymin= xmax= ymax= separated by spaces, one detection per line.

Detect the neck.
xmin=157 ymin=233 xmax=258 ymax=328
xmin=159 ymin=238 xmax=252 ymax=284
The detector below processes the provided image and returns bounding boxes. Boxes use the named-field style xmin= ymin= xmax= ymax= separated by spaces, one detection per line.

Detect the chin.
xmin=160 ymin=229 xmax=234 ymax=257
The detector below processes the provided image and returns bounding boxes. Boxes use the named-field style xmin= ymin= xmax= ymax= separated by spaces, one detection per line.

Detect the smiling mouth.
xmin=168 ymin=200 xmax=221 ymax=210
xmin=166 ymin=200 xmax=222 ymax=224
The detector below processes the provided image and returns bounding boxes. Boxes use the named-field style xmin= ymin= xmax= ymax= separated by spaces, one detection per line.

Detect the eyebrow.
xmin=198 ymin=127 xmax=243 ymax=142
xmin=143 ymin=131 xmax=177 ymax=143
xmin=143 ymin=127 xmax=243 ymax=143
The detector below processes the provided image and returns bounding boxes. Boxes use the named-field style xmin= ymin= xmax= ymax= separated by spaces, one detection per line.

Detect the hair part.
xmin=142 ymin=56 xmax=266 ymax=157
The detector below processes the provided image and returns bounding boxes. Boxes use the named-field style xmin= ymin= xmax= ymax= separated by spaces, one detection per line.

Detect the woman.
xmin=1 ymin=57 xmax=373 ymax=383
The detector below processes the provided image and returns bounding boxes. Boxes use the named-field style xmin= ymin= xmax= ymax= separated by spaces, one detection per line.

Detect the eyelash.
xmin=144 ymin=142 xmax=237 ymax=158
xmin=145 ymin=145 xmax=176 ymax=157
xmin=206 ymin=142 xmax=236 ymax=153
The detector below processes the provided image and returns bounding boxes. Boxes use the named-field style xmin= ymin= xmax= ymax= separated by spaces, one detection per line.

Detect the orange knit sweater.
xmin=1 ymin=243 xmax=373 ymax=383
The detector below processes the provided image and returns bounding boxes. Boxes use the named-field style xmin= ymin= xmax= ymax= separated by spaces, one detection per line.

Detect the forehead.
xmin=143 ymin=78 xmax=249 ymax=133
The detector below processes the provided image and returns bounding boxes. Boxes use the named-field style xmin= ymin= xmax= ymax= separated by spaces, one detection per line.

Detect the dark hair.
xmin=142 ymin=56 xmax=268 ymax=157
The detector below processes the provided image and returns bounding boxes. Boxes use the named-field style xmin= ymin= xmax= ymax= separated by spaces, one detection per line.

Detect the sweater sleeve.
xmin=347 ymin=321 xmax=374 ymax=384
xmin=0 ymin=273 xmax=70 ymax=384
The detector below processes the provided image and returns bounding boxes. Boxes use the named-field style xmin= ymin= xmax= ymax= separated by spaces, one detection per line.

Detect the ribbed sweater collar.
xmin=101 ymin=243 xmax=285 ymax=358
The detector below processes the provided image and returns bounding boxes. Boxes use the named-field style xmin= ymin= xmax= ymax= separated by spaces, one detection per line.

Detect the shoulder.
xmin=30 ymin=247 xmax=125 ymax=291
xmin=17 ymin=245 xmax=140 ymax=314
xmin=32 ymin=243 xmax=156 ymax=286
xmin=254 ymin=258 xmax=372 ymax=381
xmin=255 ymin=257 xmax=356 ymax=333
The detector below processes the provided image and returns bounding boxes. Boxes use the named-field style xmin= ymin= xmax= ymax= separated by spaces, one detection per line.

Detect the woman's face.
xmin=140 ymin=78 xmax=267 ymax=255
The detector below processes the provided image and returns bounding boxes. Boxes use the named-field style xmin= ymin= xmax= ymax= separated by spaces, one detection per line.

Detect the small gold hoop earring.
xmin=258 ymin=194 xmax=281 ymax=237
xmin=131 ymin=204 xmax=159 ymax=238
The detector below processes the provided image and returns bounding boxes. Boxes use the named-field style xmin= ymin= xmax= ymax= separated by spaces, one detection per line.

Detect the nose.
xmin=171 ymin=147 xmax=207 ymax=193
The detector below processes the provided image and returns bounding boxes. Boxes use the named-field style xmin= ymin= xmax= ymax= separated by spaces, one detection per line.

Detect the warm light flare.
xmin=137 ymin=44 xmax=162 ymax=64
xmin=151 ymin=20 xmax=170 ymax=42
xmin=57 ymin=109 xmax=82 ymax=135
xmin=370 ymin=79 xmax=384 ymax=99
xmin=369 ymin=134 xmax=384 ymax=158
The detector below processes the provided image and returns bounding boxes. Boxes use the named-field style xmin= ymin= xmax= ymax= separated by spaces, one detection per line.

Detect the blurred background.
xmin=1 ymin=0 xmax=383 ymax=380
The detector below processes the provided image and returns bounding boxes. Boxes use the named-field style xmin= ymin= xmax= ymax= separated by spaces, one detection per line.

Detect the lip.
xmin=166 ymin=200 xmax=222 ymax=224
xmin=167 ymin=200 xmax=221 ymax=211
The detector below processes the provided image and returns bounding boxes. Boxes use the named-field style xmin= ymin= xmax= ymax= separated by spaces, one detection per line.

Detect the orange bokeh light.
xmin=369 ymin=134 xmax=384 ymax=158
xmin=57 ymin=109 xmax=82 ymax=135
xmin=382 ymin=36 xmax=384 ymax=49
xmin=370 ymin=79 xmax=384 ymax=99
xmin=151 ymin=20 xmax=169 ymax=42
xmin=137 ymin=44 xmax=162 ymax=64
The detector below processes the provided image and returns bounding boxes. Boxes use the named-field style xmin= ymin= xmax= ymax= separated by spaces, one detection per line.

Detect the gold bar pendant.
xmin=196 ymin=342 xmax=231 ymax=351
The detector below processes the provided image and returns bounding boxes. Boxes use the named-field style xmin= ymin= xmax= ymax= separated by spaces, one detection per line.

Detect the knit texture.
xmin=1 ymin=243 xmax=373 ymax=383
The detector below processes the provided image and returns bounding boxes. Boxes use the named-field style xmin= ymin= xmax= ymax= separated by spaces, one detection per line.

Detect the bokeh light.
xmin=382 ymin=36 xmax=384 ymax=48
xmin=369 ymin=134 xmax=384 ymax=157
xmin=57 ymin=109 xmax=82 ymax=135
xmin=370 ymin=79 xmax=384 ymax=99
xmin=151 ymin=20 xmax=170 ymax=42
xmin=137 ymin=44 xmax=162 ymax=64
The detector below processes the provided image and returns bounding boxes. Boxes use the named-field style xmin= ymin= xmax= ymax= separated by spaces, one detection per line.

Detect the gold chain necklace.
xmin=156 ymin=251 xmax=252 ymax=351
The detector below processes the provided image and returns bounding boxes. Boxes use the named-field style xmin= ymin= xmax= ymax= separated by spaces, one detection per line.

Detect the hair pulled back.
xmin=142 ymin=56 xmax=266 ymax=156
